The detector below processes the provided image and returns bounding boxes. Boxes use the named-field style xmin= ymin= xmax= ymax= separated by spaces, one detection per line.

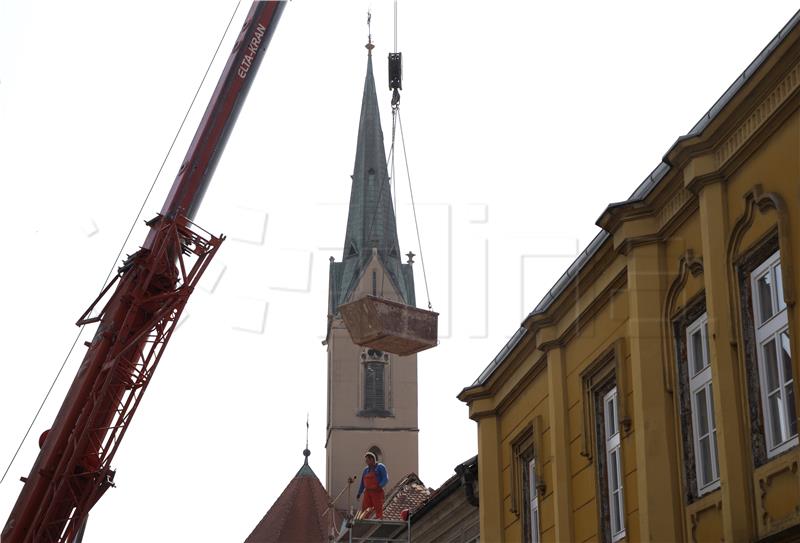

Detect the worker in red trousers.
xmin=356 ymin=451 xmax=389 ymax=519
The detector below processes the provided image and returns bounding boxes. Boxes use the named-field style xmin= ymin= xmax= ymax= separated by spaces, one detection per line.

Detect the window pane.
xmin=610 ymin=449 xmax=620 ymax=492
xmin=707 ymin=386 xmax=719 ymax=481
xmin=691 ymin=329 xmax=705 ymax=374
xmin=786 ymin=383 xmax=797 ymax=438
xmin=781 ymin=332 xmax=792 ymax=383
xmin=699 ymin=435 xmax=712 ymax=486
xmin=606 ymin=395 xmax=617 ymax=437
xmin=611 ymin=490 xmax=622 ymax=534
xmin=704 ymin=322 xmax=711 ymax=366
xmin=712 ymin=430 xmax=720 ymax=479
xmin=696 ymin=388 xmax=709 ymax=435
xmin=757 ymin=272 xmax=774 ymax=324
xmin=769 ymin=391 xmax=784 ymax=446
xmin=708 ymin=385 xmax=717 ymax=431
xmin=781 ymin=331 xmax=796 ymax=438
xmin=613 ymin=490 xmax=624 ymax=534
xmin=529 ymin=459 xmax=536 ymax=498
xmin=696 ymin=384 xmax=721 ymax=491
xmin=764 ymin=340 xmax=780 ymax=391
xmin=776 ymin=264 xmax=786 ymax=312
xmin=527 ymin=459 xmax=539 ymax=543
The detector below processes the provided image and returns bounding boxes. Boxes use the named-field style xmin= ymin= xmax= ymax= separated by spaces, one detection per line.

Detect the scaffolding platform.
xmin=339 ymin=295 xmax=438 ymax=356
xmin=336 ymin=517 xmax=410 ymax=543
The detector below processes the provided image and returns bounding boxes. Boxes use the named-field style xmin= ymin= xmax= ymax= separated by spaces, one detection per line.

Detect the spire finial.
xmin=303 ymin=413 xmax=310 ymax=464
xmin=366 ymin=10 xmax=375 ymax=55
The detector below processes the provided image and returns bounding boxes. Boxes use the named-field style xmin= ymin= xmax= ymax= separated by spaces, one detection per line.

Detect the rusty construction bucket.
xmin=339 ymin=295 xmax=438 ymax=356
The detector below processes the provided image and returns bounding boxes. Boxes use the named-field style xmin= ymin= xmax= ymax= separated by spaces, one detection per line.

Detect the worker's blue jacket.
xmin=357 ymin=463 xmax=388 ymax=497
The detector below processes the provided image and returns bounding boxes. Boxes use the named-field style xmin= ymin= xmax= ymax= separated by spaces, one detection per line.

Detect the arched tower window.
xmin=360 ymin=349 xmax=390 ymax=416
xmin=365 ymin=363 xmax=385 ymax=410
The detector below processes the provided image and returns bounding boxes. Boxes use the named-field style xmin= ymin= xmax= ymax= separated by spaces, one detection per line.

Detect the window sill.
xmin=766 ymin=435 xmax=799 ymax=460
xmin=697 ymin=480 xmax=721 ymax=498
xmin=357 ymin=409 xmax=393 ymax=418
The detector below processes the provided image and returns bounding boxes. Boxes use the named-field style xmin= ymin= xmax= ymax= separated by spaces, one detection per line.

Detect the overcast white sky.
xmin=1 ymin=1 xmax=799 ymax=541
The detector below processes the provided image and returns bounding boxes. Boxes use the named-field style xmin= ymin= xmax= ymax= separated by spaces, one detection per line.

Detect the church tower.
xmin=325 ymin=48 xmax=419 ymax=505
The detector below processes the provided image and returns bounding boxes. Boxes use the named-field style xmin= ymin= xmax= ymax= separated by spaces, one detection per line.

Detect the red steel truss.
xmin=3 ymin=2 xmax=283 ymax=540
xmin=28 ymin=216 xmax=221 ymax=543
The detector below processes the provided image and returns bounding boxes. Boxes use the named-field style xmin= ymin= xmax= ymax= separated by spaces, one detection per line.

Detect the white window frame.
xmin=686 ymin=313 xmax=720 ymax=495
xmin=751 ymin=251 xmax=796 ymax=458
xmin=603 ymin=387 xmax=625 ymax=542
xmin=528 ymin=458 xmax=540 ymax=543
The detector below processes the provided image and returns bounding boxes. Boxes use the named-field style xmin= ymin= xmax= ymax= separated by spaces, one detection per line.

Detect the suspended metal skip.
xmin=340 ymin=296 xmax=438 ymax=357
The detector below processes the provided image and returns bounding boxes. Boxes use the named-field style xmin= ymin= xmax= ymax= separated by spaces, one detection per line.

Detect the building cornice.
xmin=522 ymin=242 xmax=621 ymax=333
xmin=600 ymin=29 xmax=800 ymax=249
xmin=670 ymin=40 xmax=800 ymax=172
xmin=462 ymin=11 xmax=800 ymax=411
xmin=533 ymin=268 xmax=628 ymax=352
xmin=458 ymin=332 xmax=541 ymax=416
xmin=327 ymin=426 xmax=419 ymax=432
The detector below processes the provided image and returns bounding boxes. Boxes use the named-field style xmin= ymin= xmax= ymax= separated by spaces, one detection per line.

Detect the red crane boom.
xmin=2 ymin=3 xmax=285 ymax=541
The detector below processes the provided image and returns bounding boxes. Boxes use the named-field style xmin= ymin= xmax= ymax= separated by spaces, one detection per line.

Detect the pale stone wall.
xmin=326 ymin=252 xmax=419 ymax=503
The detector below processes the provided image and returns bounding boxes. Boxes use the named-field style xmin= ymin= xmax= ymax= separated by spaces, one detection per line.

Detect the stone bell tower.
xmin=324 ymin=48 xmax=419 ymax=506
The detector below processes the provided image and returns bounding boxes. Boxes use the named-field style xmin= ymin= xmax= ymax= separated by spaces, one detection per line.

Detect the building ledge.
xmin=357 ymin=408 xmax=394 ymax=418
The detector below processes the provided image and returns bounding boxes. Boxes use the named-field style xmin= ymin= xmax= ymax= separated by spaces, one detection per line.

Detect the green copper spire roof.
xmin=328 ymin=54 xmax=415 ymax=316
xmin=343 ymin=55 xmax=399 ymax=259
xmin=295 ymin=448 xmax=315 ymax=478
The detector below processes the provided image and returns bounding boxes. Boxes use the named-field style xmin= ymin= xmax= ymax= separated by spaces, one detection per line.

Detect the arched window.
xmin=361 ymin=349 xmax=390 ymax=416
xmin=365 ymin=362 xmax=385 ymax=410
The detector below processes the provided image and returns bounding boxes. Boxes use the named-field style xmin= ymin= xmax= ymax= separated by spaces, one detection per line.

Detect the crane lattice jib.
xmin=2 ymin=3 xmax=285 ymax=541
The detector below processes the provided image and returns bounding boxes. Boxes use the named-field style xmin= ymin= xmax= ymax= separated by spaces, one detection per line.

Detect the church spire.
xmin=324 ymin=25 xmax=421 ymax=504
xmin=344 ymin=53 xmax=399 ymax=258
xmin=328 ymin=43 xmax=414 ymax=316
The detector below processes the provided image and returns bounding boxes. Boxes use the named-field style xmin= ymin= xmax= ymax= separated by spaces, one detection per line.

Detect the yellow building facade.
xmin=459 ymin=12 xmax=800 ymax=543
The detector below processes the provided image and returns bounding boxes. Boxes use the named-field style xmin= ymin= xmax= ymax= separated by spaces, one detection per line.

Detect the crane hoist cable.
xmin=388 ymin=0 xmax=433 ymax=311
xmin=364 ymin=5 xmax=433 ymax=311
xmin=396 ymin=109 xmax=432 ymax=310
xmin=364 ymin=94 xmax=433 ymax=312
xmin=0 ymin=0 xmax=243 ymax=489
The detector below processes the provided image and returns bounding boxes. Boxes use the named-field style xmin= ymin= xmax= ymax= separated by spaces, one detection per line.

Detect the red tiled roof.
xmin=382 ymin=473 xmax=431 ymax=521
xmin=245 ymin=460 xmax=339 ymax=543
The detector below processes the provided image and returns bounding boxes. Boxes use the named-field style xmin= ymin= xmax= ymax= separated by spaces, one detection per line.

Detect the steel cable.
xmin=397 ymin=110 xmax=432 ymax=309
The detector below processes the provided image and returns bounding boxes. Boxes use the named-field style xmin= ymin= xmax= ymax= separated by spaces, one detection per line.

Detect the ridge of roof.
xmin=465 ymin=8 xmax=800 ymax=391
